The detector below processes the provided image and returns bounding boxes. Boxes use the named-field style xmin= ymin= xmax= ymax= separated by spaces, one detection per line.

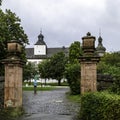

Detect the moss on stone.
xmin=0 ymin=107 xmax=24 ymax=120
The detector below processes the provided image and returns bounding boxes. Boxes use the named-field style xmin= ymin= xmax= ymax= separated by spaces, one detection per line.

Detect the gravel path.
xmin=19 ymin=87 xmax=80 ymax=120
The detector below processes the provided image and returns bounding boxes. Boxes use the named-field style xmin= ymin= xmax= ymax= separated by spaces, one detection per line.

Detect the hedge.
xmin=78 ymin=92 xmax=120 ymax=120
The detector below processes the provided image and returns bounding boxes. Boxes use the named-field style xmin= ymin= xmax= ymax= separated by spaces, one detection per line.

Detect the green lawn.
xmin=66 ymin=92 xmax=81 ymax=103
xmin=22 ymin=86 xmax=55 ymax=91
xmin=23 ymin=81 xmax=69 ymax=87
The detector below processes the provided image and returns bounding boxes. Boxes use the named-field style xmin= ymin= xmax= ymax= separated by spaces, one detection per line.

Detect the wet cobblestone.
xmin=20 ymin=87 xmax=80 ymax=120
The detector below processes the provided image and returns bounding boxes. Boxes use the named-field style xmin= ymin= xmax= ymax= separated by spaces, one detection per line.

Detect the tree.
xmin=38 ymin=59 xmax=51 ymax=85
xmin=0 ymin=8 xmax=29 ymax=75
xmin=49 ymin=52 xmax=67 ymax=86
xmin=0 ymin=9 xmax=28 ymax=59
xmin=101 ymin=52 xmax=120 ymax=67
xmin=69 ymin=41 xmax=82 ymax=64
xmin=97 ymin=52 xmax=120 ymax=94
xmin=65 ymin=63 xmax=80 ymax=94
xmin=65 ymin=41 xmax=82 ymax=94
xmin=97 ymin=52 xmax=120 ymax=76
xmin=23 ymin=62 xmax=38 ymax=82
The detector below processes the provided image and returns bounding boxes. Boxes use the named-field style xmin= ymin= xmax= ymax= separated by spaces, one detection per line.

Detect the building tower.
xmin=34 ymin=31 xmax=47 ymax=55
xmin=96 ymin=36 xmax=106 ymax=57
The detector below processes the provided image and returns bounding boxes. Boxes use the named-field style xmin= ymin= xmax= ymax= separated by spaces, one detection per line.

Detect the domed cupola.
xmin=35 ymin=32 xmax=46 ymax=45
xmin=96 ymin=36 xmax=106 ymax=57
xmin=34 ymin=31 xmax=47 ymax=55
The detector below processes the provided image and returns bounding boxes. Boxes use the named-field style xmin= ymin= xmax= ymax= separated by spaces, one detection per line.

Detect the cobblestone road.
xmin=19 ymin=87 xmax=80 ymax=120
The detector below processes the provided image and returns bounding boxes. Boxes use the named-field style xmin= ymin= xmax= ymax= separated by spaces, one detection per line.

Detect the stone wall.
xmin=0 ymin=76 xmax=4 ymax=109
xmin=97 ymin=74 xmax=113 ymax=91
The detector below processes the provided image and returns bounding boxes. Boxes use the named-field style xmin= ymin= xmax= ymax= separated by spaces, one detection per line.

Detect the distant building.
xmin=96 ymin=35 xmax=106 ymax=57
xmin=25 ymin=32 xmax=69 ymax=64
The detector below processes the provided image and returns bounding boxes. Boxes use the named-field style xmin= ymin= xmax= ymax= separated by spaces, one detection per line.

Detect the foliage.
xmin=78 ymin=92 xmax=120 ymax=120
xmin=97 ymin=52 xmax=120 ymax=93
xmin=38 ymin=52 xmax=68 ymax=86
xmin=109 ymin=75 xmax=120 ymax=95
xmin=65 ymin=63 xmax=80 ymax=95
xmin=101 ymin=52 xmax=120 ymax=67
xmin=0 ymin=8 xmax=28 ymax=74
xmin=48 ymin=52 xmax=68 ymax=86
xmin=0 ymin=107 xmax=24 ymax=120
xmin=98 ymin=61 xmax=120 ymax=76
xmin=65 ymin=41 xmax=82 ymax=95
xmin=23 ymin=62 xmax=38 ymax=81
xmin=38 ymin=59 xmax=51 ymax=85
xmin=0 ymin=9 xmax=28 ymax=59
xmin=69 ymin=41 xmax=82 ymax=64
xmin=98 ymin=52 xmax=120 ymax=74
xmin=0 ymin=9 xmax=28 ymax=44
xmin=45 ymin=82 xmax=68 ymax=86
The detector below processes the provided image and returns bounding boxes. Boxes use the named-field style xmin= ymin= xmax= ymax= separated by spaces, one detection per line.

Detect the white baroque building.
xmin=25 ymin=32 xmax=69 ymax=64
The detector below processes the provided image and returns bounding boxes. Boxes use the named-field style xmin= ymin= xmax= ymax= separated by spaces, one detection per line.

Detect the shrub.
xmin=109 ymin=75 xmax=120 ymax=95
xmin=78 ymin=92 xmax=120 ymax=120
xmin=65 ymin=63 xmax=80 ymax=95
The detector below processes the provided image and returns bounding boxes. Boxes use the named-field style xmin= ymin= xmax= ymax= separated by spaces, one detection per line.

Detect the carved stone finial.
xmin=98 ymin=36 xmax=102 ymax=44
xmin=40 ymin=28 xmax=42 ymax=34
xmin=99 ymin=28 xmax=101 ymax=36
xmin=87 ymin=32 xmax=91 ymax=36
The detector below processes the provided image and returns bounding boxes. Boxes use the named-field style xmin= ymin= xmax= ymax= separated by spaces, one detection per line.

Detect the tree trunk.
xmin=58 ymin=79 xmax=61 ymax=86
xmin=45 ymin=79 xmax=47 ymax=86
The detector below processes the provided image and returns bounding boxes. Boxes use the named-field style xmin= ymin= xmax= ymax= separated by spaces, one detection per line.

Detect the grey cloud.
xmin=1 ymin=0 xmax=120 ymax=51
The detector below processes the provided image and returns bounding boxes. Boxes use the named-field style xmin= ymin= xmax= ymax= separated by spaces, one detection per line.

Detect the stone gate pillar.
xmin=2 ymin=40 xmax=24 ymax=108
xmin=80 ymin=32 xmax=100 ymax=94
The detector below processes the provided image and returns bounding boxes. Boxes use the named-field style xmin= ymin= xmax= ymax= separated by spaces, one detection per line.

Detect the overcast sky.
xmin=1 ymin=0 xmax=120 ymax=52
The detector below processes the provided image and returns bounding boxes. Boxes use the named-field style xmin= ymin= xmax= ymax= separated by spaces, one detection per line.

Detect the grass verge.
xmin=23 ymin=82 xmax=69 ymax=86
xmin=0 ymin=107 xmax=24 ymax=120
xmin=23 ymin=86 xmax=55 ymax=91
xmin=66 ymin=92 xmax=81 ymax=103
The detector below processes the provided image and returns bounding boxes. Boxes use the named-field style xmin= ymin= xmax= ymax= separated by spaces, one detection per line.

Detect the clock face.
xmin=34 ymin=45 xmax=46 ymax=55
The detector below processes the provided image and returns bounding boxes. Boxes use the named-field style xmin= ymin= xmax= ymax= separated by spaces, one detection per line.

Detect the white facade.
xmin=34 ymin=45 xmax=46 ymax=55
xmin=27 ymin=59 xmax=43 ymax=65
xmin=26 ymin=32 xmax=69 ymax=66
